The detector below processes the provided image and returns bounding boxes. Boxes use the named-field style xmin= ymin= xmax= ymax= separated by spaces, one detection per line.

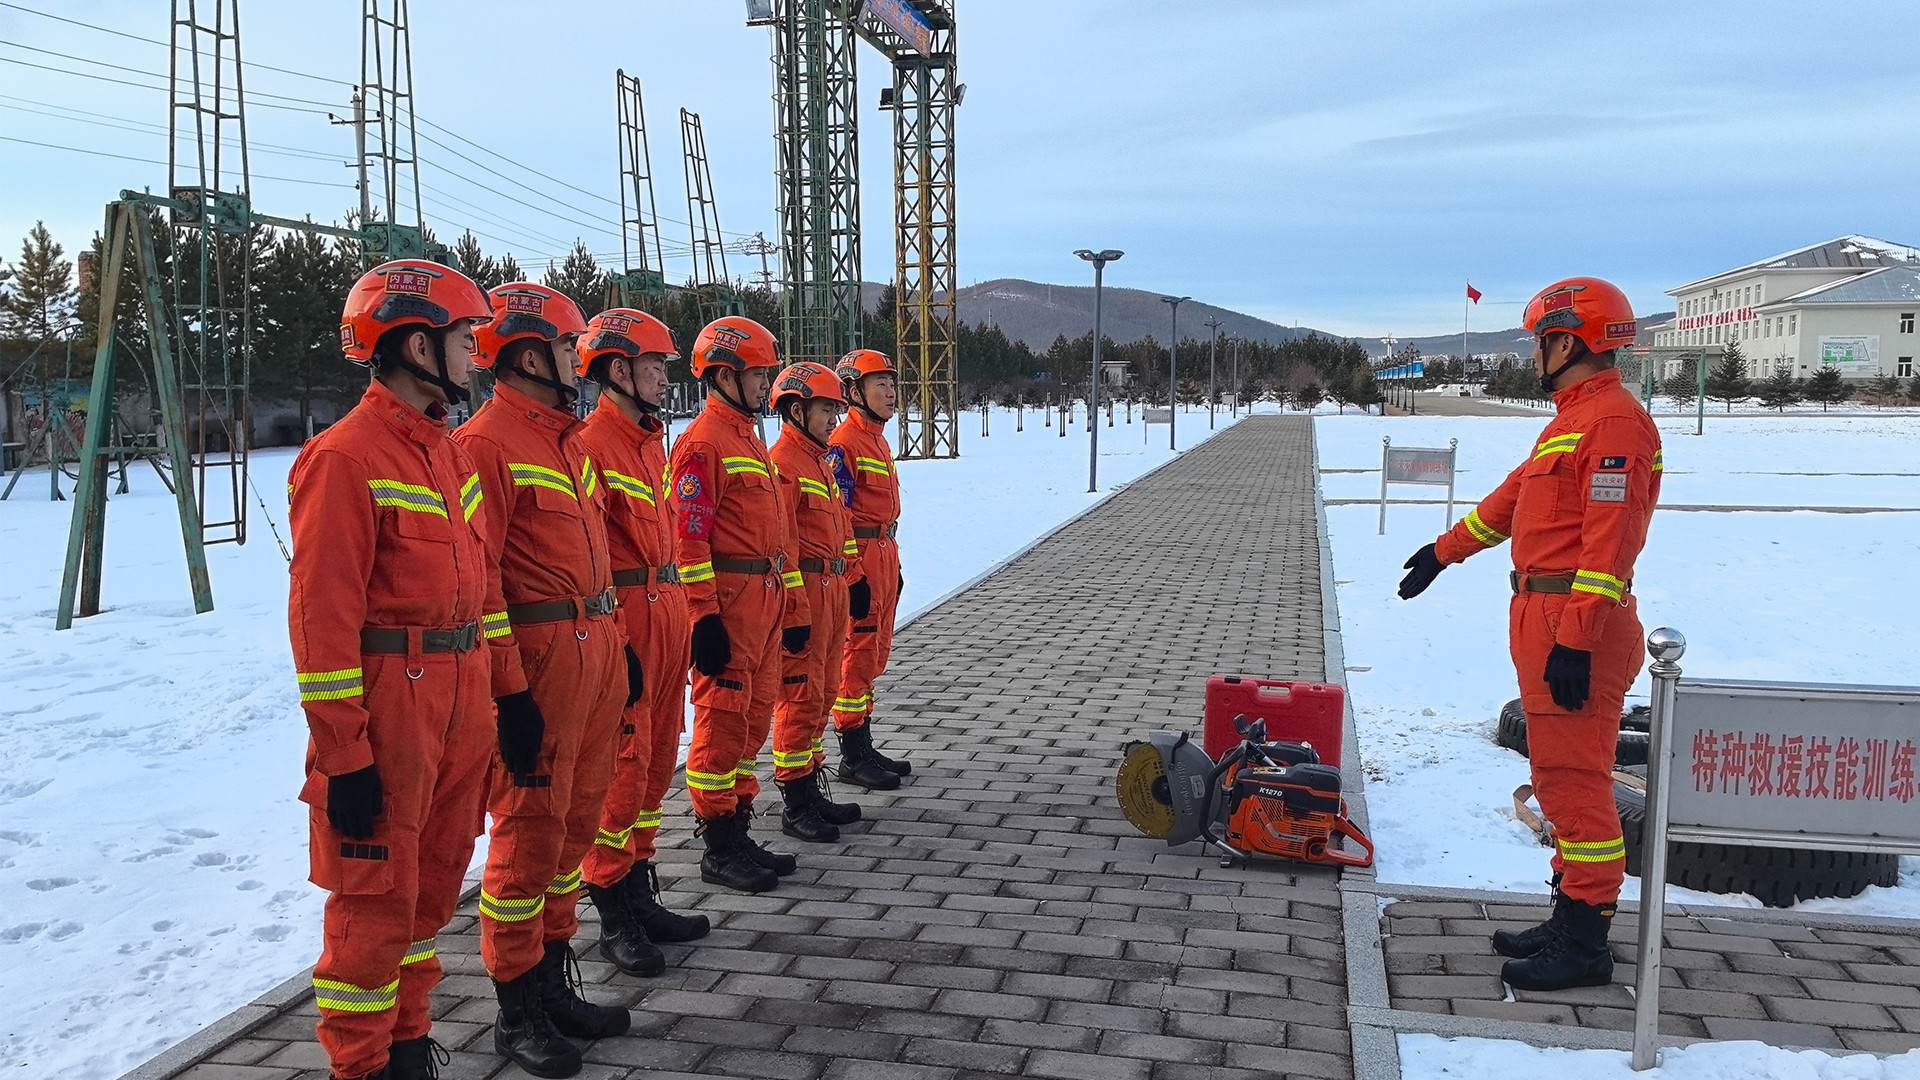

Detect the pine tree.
xmin=3 ymin=221 xmax=77 ymax=341
xmin=1293 ymin=382 xmax=1324 ymax=412
xmin=1868 ymin=374 xmax=1902 ymax=406
xmin=1755 ymin=368 xmax=1801 ymax=412
xmin=1349 ymin=366 xmax=1384 ymax=414
xmin=497 ymin=253 xmax=523 ymax=284
xmin=1705 ymin=343 xmax=1750 ymax=412
xmin=453 ymin=231 xmax=502 ymax=291
xmin=1908 ymin=376 xmax=1920 ymax=405
xmin=256 ymin=229 xmax=361 ymax=430
xmin=544 ymin=241 xmax=607 ymax=320
xmin=1804 ymin=366 xmax=1850 ymax=411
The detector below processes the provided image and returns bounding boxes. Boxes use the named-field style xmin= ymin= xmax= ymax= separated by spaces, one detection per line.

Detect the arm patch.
xmin=1590 ymin=472 xmax=1628 ymax=503
xmin=676 ymin=452 xmax=716 ymax=539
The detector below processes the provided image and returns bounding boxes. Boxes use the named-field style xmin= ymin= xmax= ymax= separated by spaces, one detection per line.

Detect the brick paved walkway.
xmin=146 ymin=416 xmax=1358 ymax=1080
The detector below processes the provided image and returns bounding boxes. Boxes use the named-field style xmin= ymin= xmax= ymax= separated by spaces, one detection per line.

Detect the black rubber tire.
xmin=1614 ymin=766 xmax=1899 ymax=908
xmin=1495 ymin=699 xmax=1648 ymax=766
xmin=1495 ymin=698 xmax=1530 ymax=757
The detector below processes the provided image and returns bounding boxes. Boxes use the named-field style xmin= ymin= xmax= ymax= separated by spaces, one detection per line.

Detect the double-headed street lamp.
xmin=1075 ymin=248 xmax=1123 ymax=492
xmin=1162 ymin=295 xmax=1189 ymax=450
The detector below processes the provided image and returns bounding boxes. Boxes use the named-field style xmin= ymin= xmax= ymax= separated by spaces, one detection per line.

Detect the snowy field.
xmin=1322 ymin=413 xmax=1920 ymax=912
xmin=1400 ymin=1034 xmax=1920 ymax=1080
xmin=0 ymin=402 xmax=1224 ymax=1079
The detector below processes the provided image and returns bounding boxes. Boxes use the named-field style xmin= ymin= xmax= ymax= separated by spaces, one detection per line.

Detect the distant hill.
xmin=1373 ymin=313 xmax=1676 ymax=360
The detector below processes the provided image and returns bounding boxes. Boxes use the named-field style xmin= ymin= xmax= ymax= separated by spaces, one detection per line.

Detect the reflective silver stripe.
xmin=547 ymin=867 xmax=582 ymax=895
xmin=1572 ymin=570 xmax=1626 ymax=601
xmin=313 ymin=976 xmax=399 ymax=1012
xmin=771 ymin=747 xmax=815 ymax=767
xmin=1463 ymin=509 xmax=1507 ymax=547
xmin=483 ymin=612 xmax=511 ymax=639
xmin=367 ymin=478 xmax=449 ymax=517
xmin=298 ymin=667 xmax=364 ymax=702
xmin=400 ymin=939 xmax=436 ymax=966
xmin=478 ymin=890 xmax=545 ymax=922
xmin=1558 ymin=836 xmax=1626 ymax=862
xmin=633 ymin=808 xmax=665 ymax=829
xmin=460 ymin=475 xmax=483 ymax=520
xmin=509 ymin=463 xmax=576 ymax=498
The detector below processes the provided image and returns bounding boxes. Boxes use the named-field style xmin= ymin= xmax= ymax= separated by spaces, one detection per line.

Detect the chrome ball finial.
xmin=1647 ymin=627 xmax=1686 ymax=662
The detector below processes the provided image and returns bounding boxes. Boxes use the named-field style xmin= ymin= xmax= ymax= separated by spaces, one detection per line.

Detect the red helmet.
xmin=576 ymin=307 xmax=678 ymax=377
xmin=1524 ymin=277 xmax=1636 ymax=355
xmin=835 ymin=348 xmax=897 ymax=385
xmin=690 ymin=316 xmax=779 ymax=377
xmin=772 ymin=361 xmax=847 ymax=412
xmin=473 ymin=282 xmax=588 ymax=370
xmin=339 ymin=260 xmax=490 ymax=365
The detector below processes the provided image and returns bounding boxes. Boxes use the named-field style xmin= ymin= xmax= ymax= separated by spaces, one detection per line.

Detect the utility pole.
xmin=1162 ymin=295 xmax=1189 ymax=450
xmin=1204 ymin=317 xmax=1221 ymax=428
xmin=1075 ymin=249 xmax=1122 ymax=491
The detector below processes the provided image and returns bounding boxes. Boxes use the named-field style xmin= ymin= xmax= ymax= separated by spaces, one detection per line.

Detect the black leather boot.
xmin=813 ymin=770 xmax=862 ymax=826
xmin=1501 ymin=897 xmax=1616 ymax=991
xmin=736 ymin=799 xmax=798 ymax=875
xmin=492 ymin=967 xmax=581 ymax=1078
xmin=836 ymin=724 xmax=902 ymax=790
xmin=699 ymin=812 xmax=777 ymax=893
xmin=384 ymin=1035 xmax=447 ymax=1080
xmin=534 ymin=940 xmax=631 ymax=1040
xmin=623 ymin=860 xmax=710 ymax=942
xmin=865 ymin=720 xmax=911 ymax=776
xmin=584 ymin=880 xmax=664 ymax=977
xmin=777 ymin=772 xmax=842 ymax=842
xmin=1491 ymin=874 xmax=1565 ymax=959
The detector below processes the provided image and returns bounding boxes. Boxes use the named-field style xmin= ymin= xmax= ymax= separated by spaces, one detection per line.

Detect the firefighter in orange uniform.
xmin=767 ymin=362 xmax=868 ymax=840
xmin=451 ymin=283 xmax=628 ymax=1077
xmin=670 ymin=316 xmax=808 ymax=893
xmin=291 ymin=261 xmax=496 ymax=1080
xmin=829 ymin=350 xmax=912 ymax=789
xmin=1398 ymin=277 xmax=1661 ymax=992
xmin=573 ymin=308 xmax=711 ymax=976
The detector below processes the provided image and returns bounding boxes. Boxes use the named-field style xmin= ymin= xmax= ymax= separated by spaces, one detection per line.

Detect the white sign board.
xmin=1143 ymin=408 xmax=1173 ymax=424
xmin=1819 ymin=334 xmax=1880 ymax=372
xmin=1378 ymin=438 xmax=1456 ymax=535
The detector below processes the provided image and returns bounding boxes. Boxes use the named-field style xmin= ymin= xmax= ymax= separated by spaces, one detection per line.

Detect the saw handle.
xmin=1321 ymin=805 xmax=1376 ymax=868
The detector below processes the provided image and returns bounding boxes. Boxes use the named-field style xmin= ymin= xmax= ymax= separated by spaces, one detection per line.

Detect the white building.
xmin=1648 ymin=236 xmax=1920 ymax=381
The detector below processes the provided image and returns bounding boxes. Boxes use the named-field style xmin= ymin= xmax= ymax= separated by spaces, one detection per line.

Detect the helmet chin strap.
xmin=709 ymin=369 xmax=761 ymax=418
xmin=782 ymin=401 xmax=830 ymax=448
xmin=394 ymin=329 xmax=470 ymax=405
xmin=1538 ymin=343 xmax=1584 ymax=398
xmin=507 ymin=342 xmax=579 ymax=408
xmin=599 ymin=363 xmax=661 ymax=415
xmin=848 ymin=379 xmax=886 ymax=424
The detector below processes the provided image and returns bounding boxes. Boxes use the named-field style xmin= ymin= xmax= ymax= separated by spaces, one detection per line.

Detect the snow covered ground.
xmin=0 ymin=402 xmax=1224 ymax=1079
xmin=1321 ymin=413 xmax=1920 ymax=912
xmin=1400 ymin=1034 xmax=1920 ymax=1080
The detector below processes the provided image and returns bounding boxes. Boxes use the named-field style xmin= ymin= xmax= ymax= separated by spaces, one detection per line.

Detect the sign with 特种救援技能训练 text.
xmin=1670 ymin=680 xmax=1920 ymax=841
xmin=1383 ymin=447 xmax=1453 ymax=486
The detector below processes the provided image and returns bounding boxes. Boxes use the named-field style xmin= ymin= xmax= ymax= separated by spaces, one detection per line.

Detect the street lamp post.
xmin=1162 ymin=295 xmax=1189 ymax=450
xmin=1230 ymin=335 xmax=1241 ymax=417
xmin=1204 ymin=317 xmax=1221 ymax=428
xmin=1075 ymin=248 xmax=1123 ymax=492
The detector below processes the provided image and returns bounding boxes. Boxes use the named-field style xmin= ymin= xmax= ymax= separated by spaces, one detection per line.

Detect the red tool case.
xmin=1204 ymin=675 xmax=1344 ymax=766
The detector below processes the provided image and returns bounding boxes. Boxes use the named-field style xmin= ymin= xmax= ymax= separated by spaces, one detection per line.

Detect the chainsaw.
xmin=1117 ymin=714 xmax=1374 ymax=868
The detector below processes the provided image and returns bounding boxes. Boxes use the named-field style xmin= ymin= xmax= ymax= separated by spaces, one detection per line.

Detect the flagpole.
xmin=1462 ymin=280 xmax=1471 ymax=379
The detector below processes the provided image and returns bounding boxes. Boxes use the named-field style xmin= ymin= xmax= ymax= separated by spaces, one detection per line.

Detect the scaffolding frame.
xmin=680 ymin=109 xmax=743 ymax=322
xmin=611 ymin=70 xmax=668 ymax=306
xmin=359 ymin=0 xmax=432 ymax=263
xmin=772 ymin=0 xmax=863 ymax=368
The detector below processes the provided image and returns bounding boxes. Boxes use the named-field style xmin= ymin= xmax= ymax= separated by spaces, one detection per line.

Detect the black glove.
xmin=326 ymin=765 xmax=384 ymax=840
xmin=897 ymin=570 xmax=904 ymax=594
xmin=782 ymin=624 xmax=812 ymax=655
xmin=495 ymin=690 xmax=545 ymax=775
xmin=1397 ymin=543 xmax=1444 ymax=600
xmin=1544 ymin=644 xmax=1592 ymax=712
xmin=848 ymin=576 xmax=872 ymax=620
xmin=624 ymin=644 xmax=645 ymax=707
xmin=691 ymin=614 xmax=731 ymax=677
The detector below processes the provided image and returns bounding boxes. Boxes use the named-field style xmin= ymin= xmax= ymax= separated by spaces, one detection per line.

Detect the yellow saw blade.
xmin=1116 ymin=740 xmax=1177 ymax=839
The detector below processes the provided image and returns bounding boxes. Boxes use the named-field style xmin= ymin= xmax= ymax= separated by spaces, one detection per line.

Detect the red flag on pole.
xmin=1466 ymin=283 xmax=1482 ymax=304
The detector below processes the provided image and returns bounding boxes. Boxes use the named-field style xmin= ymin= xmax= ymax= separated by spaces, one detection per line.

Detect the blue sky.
xmin=3 ymin=0 xmax=1917 ymax=337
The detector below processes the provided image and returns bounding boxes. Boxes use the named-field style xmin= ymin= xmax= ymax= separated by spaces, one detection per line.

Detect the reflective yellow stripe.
xmin=1533 ymin=432 xmax=1585 ymax=459
xmin=1463 ymin=508 xmax=1507 ymax=547
xmin=782 ymin=570 xmax=805 ymax=589
xmin=1572 ymin=570 xmax=1627 ymax=601
xmin=596 ymin=825 xmax=633 ymax=848
xmin=833 ymin=695 xmax=871 ymax=715
xmin=685 ymin=768 xmax=735 ymax=791
xmin=314 ymin=976 xmax=399 ymax=1013
xmin=842 ymin=539 xmax=859 ymax=555
xmin=604 ymin=469 xmax=656 ymax=505
xmin=478 ymin=890 xmax=545 ymax=922
xmin=722 ymin=456 xmax=770 ymax=477
xmin=736 ymin=758 xmax=758 ymax=777
xmin=460 ymin=474 xmax=483 ymax=521
xmin=299 ymin=667 xmax=364 ymax=702
xmin=633 ymin=808 xmax=664 ymax=830
xmin=547 ymin=867 xmax=582 ymax=895
xmin=796 ymin=477 xmax=832 ymax=498
xmin=367 ymin=478 xmax=449 ymax=517
xmin=510 ymin=463 xmax=577 ymax=498
xmin=854 ymin=456 xmax=890 ymax=475
xmin=400 ymin=939 xmax=436 ymax=966
xmin=1652 ymin=449 xmax=1664 ymax=472
xmin=772 ymin=747 xmax=815 ymax=767
xmin=678 ymin=561 xmax=715 ymax=584
xmin=1558 ymin=837 xmax=1626 ymax=863
xmin=581 ymin=457 xmax=598 ymax=498
xmin=483 ymin=612 xmax=511 ymax=639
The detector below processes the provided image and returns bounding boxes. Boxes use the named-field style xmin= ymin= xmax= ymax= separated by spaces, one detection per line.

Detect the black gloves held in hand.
xmin=1544 ymin=644 xmax=1592 ymax=713
xmin=848 ymin=576 xmax=872 ymax=620
xmin=326 ymin=764 xmax=384 ymax=840
xmin=1397 ymin=543 xmax=1444 ymax=600
xmin=625 ymin=644 xmax=645 ymax=707
xmin=495 ymin=690 xmax=545 ymax=775
xmin=782 ymin=624 xmax=812 ymax=655
xmin=691 ymin=614 xmax=732 ymax=677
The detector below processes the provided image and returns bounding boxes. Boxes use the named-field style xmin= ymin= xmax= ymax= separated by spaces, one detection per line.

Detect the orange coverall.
xmin=669 ymin=398 xmax=806 ymax=818
xmin=769 ymin=431 xmax=862 ymax=781
xmin=451 ymin=380 xmax=625 ymax=982
xmin=577 ymin=399 xmax=691 ymax=886
xmin=829 ymin=410 xmax=901 ymax=732
xmin=289 ymin=379 xmax=510 ymax=1079
xmin=1435 ymin=367 xmax=1662 ymax=904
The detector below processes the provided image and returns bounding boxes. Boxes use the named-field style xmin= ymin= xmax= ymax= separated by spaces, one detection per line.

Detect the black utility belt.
xmin=360 ymin=621 xmax=480 ymax=654
xmin=852 ymin=522 xmax=897 ymax=539
xmin=798 ymin=557 xmax=848 ymax=575
xmin=714 ymin=554 xmax=786 ymax=575
xmin=507 ymin=587 xmax=619 ymax=625
xmin=612 ymin=565 xmax=680 ymax=587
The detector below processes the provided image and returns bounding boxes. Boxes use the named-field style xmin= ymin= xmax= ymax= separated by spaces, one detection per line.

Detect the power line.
xmin=0 ymin=1 xmax=353 ymax=87
xmin=0 ymin=98 xmax=345 ymax=164
xmin=414 ymin=129 xmax=621 ymax=232
xmin=0 ymin=134 xmax=352 ymax=189
xmin=0 ymin=54 xmax=332 ymax=115
xmin=0 ymin=39 xmax=341 ymax=110
xmin=417 ymin=154 xmax=619 ymax=242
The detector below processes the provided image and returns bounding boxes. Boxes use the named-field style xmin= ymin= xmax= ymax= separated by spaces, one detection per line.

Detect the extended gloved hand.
xmin=495 ymin=690 xmax=545 ymax=775
xmin=624 ymin=644 xmax=645 ymax=707
xmin=1397 ymin=543 xmax=1444 ymax=600
xmin=848 ymin=576 xmax=872 ymax=620
xmin=782 ymin=624 xmax=812 ymax=654
xmin=691 ymin=614 xmax=731 ymax=676
xmin=326 ymin=764 xmax=384 ymax=840
xmin=1544 ymin=644 xmax=1592 ymax=712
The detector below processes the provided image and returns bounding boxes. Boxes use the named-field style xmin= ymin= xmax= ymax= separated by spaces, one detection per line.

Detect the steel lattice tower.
xmin=611 ymin=70 xmax=667 ymax=305
xmin=359 ymin=0 xmax=426 ymax=262
xmin=886 ymin=7 xmax=959 ymax=459
xmin=680 ymin=109 xmax=743 ymax=322
xmin=771 ymin=0 xmax=863 ymax=368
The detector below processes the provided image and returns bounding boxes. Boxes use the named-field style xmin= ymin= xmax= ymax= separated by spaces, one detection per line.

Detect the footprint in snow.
xmin=124 ymin=846 xmax=183 ymax=862
xmin=237 ymin=879 xmax=264 ymax=891
xmin=152 ymin=921 xmax=175 ymax=931
xmin=1 ymin=923 xmax=47 ymax=942
xmin=25 ymin=877 xmax=78 ymax=891
xmin=251 ymin=925 xmax=292 ymax=941
xmin=45 ymin=921 xmax=82 ymax=941
xmin=180 ymin=828 xmax=218 ymax=838
xmin=193 ymin=852 xmax=229 ymax=867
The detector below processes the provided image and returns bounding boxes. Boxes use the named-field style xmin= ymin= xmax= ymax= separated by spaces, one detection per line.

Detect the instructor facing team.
xmin=1397 ymin=276 xmax=1661 ymax=993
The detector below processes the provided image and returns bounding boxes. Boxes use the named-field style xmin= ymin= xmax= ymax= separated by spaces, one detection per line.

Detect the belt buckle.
xmin=887 ymin=522 xmax=898 ymax=538
xmin=773 ymin=553 xmax=786 ymax=574
xmin=660 ymin=565 xmax=679 ymax=585
xmin=455 ymin=621 xmax=479 ymax=652
xmin=588 ymin=587 xmax=617 ymax=617
xmin=831 ymin=557 xmax=847 ymax=575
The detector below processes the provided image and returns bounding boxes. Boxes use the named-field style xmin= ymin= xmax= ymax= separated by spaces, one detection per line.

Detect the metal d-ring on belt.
xmin=852 ymin=521 xmax=898 ymax=540
xmin=360 ymin=621 xmax=482 ymax=654
xmin=1510 ymin=571 xmax=1632 ymax=596
xmin=611 ymin=564 xmax=681 ymax=588
xmin=506 ymin=586 xmax=620 ymax=626
xmin=712 ymin=554 xmax=787 ymax=576
xmin=798 ymin=557 xmax=848 ymax=576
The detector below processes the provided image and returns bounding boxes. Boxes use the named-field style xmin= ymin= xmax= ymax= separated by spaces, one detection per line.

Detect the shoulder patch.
xmin=1590 ymin=473 xmax=1628 ymax=502
xmin=1599 ymin=456 xmax=1627 ymax=470
xmin=677 ymin=471 xmax=702 ymax=501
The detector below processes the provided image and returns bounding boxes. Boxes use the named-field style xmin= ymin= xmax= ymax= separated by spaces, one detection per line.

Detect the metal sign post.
xmin=1376 ymin=437 xmax=1457 ymax=535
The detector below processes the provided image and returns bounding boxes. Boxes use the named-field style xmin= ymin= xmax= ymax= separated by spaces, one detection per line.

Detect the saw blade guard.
xmin=1116 ymin=731 xmax=1217 ymax=846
